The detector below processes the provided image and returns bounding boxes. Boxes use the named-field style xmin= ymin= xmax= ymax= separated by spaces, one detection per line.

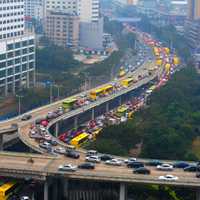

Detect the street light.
xmin=16 ymin=94 xmax=24 ymax=116
xmin=54 ymin=84 xmax=61 ymax=100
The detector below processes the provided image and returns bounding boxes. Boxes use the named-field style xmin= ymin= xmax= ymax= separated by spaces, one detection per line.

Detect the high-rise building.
xmin=0 ymin=0 xmax=35 ymax=96
xmin=79 ymin=0 xmax=100 ymax=22
xmin=188 ymin=0 xmax=200 ymax=20
xmin=45 ymin=0 xmax=79 ymax=14
xmin=45 ymin=11 xmax=79 ymax=48
xmin=79 ymin=0 xmax=103 ymax=49
xmin=25 ymin=0 xmax=44 ymax=21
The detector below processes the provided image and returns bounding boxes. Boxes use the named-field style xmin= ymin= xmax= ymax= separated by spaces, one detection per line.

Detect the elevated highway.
xmin=0 ymin=28 xmax=192 ymax=200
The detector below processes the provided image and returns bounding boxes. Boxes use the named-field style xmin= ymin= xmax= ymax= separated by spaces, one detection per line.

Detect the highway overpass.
xmin=0 ymin=152 xmax=199 ymax=200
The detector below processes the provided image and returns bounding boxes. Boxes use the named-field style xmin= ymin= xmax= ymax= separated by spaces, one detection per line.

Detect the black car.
xmin=133 ymin=167 xmax=150 ymax=175
xmin=65 ymin=151 xmax=80 ymax=159
xmin=21 ymin=114 xmax=32 ymax=121
xmin=173 ymin=161 xmax=189 ymax=168
xmin=100 ymin=154 xmax=113 ymax=161
xmin=184 ymin=165 xmax=197 ymax=172
xmin=196 ymin=172 xmax=200 ymax=178
xmin=78 ymin=162 xmax=95 ymax=169
xmin=146 ymin=160 xmax=162 ymax=166
xmin=127 ymin=161 xmax=144 ymax=168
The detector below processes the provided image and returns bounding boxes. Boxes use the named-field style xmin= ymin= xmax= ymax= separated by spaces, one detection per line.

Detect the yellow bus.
xmin=118 ymin=66 xmax=126 ymax=78
xmin=62 ymin=98 xmax=77 ymax=110
xmin=103 ymin=85 xmax=113 ymax=95
xmin=0 ymin=181 xmax=19 ymax=200
xmin=116 ymin=105 xmax=129 ymax=117
xmin=89 ymin=88 xmax=105 ymax=101
xmin=70 ymin=132 xmax=89 ymax=147
xmin=149 ymin=85 xmax=156 ymax=91
xmin=121 ymin=78 xmax=134 ymax=87
xmin=92 ymin=128 xmax=102 ymax=140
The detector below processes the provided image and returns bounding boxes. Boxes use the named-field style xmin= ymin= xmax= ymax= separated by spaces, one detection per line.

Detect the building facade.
xmin=45 ymin=11 xmax=79 ymax=48
xmin=0 ymin=0 xmax=35 ymax=96
xmin=188 ymin=0 xmax=200 ymax=20
xmin=24 ymin=0 xmax=44 ymax=21
xmin=79 ymin=0 xmax=103 ymax=50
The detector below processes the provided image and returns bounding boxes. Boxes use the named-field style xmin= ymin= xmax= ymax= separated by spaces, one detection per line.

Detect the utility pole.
xmin=50 ymin=83 xmax=53 ymax=103
xmin=16 ymin=94 xmax=23 ymax=115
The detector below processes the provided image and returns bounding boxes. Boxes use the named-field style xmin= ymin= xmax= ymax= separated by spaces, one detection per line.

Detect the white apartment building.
xmin=45 ymin=0 xmax=100 ymax=22
xmin=24 ymin=0 xmax=44 ymax=21
xmin=0 ymin=0 xmax=35 ymax=96
xmin=79 ymin=0 xmax=100 ymax=22
xmin=45 ymin=0 xmax=79 ymax=14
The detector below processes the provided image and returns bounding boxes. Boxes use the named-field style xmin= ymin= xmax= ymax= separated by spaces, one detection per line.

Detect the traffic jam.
xmin=19 ymin=25 xmax=193 ymax=181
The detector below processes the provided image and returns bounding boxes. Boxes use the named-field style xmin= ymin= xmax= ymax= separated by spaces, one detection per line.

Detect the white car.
xmin=20 ymin=196 xmax=29 ymax=200
xmin=58 ymin=164 xmax=77 ymax=172
xmin=124 ymin=157 xmax=137 ymax=163
xmin=159 ymin=175 xmax=178 ymax=181
xmin=54 ymin=147 xmax=66 ymax=154
xmin=157 ymin=163 xmax=173 ymax=171
xmin=85 ymin=155 xmax=101 ymax=163
xmin=105 ymin=159 xmax=123 ymax=166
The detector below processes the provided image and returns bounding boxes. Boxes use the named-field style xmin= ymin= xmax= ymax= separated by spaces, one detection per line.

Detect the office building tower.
xmin=188 ymin=0 xmax=200 ymax=20
xmin=0 ymin=0 xmax=35 ymax=96
xmin=45 ymin=11 xmax=79 ymax=48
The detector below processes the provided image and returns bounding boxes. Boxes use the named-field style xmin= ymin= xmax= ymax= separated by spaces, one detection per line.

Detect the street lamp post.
xmin=50 ymin=83 xmax=53 ymax=104
xmin=55 ymin=85 xmax=61 ymax=100
xmin=16 ymin=94 xmax=24 ymax=116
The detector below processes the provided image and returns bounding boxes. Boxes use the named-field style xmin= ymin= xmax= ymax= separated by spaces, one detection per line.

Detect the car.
xmin=105 ymin=159 xmax=123 ymax=166
xmin=58 ymin=164 xmax=77 ymax=172
xmin=21 ymin=114 xmax=32 ymax=121
xmin=78 ymin=163 xmax=95 ymax=170
xmin=196 ymin=172 xmax=200 ymax=178
xmin=157 ymin=164 xmax=173 ymax=171
xmin=100 ymin=154 xmax=113 ymax=161
xmin=183 ymin=165 xmax=198 ymax=172
xmin=158 ymin=175 xmax=178 ymax=181
xmin=65 ymin=151 xmax=80 ymax=159
xmin=20 ymin=196 xmax=29 ymax=200
xmin=86 ymin=150 xmax=98 ymax=156
xmin=49 ymin=139 xmax=58 ymax=146
xmin=85 ymin=155 xmax=101 ymax=163
xmin=146 ymin=160 xmax=163 ymax=166
xmin=173 ymin=161 xmax=190 ymax=168
xmin=127 ymin=161 xmax=144 ymax=169
xmin=124 ymin=157 xmax=137 ymax=164
xmin=39 ymin=141 xmax=51 ymax=149
xmin=54 ymin=147 xmax=66 ymax=154
xmin=133 ymin=167 xmax=150 ymax=175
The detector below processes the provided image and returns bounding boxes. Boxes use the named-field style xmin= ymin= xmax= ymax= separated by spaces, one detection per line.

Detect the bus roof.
xmin=0 ymin=181 xmax=16 ymax=191
xmin=117 ymin=106 xmax=128 ymax=113
xmin=71 ymin=133 xmax=89 ymax=142
xmin=149 ymin=85 xmax=156 ymax=90
xmin=63 ymin=98 xmax=77 ymax=103
xmin=103 ymin=85 xmax=113 ymax=90
xmin=91 ymin=87 xmax=105 ymax=94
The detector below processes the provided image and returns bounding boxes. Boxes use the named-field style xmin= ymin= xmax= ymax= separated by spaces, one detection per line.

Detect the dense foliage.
xmin=36 ymin=45 xmax=81 ymax=73
xmin=89 ymin=67 xmax=200 ymax=161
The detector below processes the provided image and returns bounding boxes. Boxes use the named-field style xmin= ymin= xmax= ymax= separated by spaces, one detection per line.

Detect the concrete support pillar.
xmin=196 ymin=189 xmax=200 ymax=200
xmin=119 ymin=96 xmax=122 ymax=106
xmin=27 ymin=71 xmax=30 ymax=88
xmin=0 ymin=134 xmax=3 ymax=151
xmin=106 ymin=102 xmax=109 ymax=112
xmin=55 ymin=122 xmax=59 ymax=138
xmin=119 ymin=183 xmax=127 ymax=200
xmin=91 ymin=108 xmax=95 ymax=120
xmin=44 ymin=181 xmax=49 ymax=200
xmin=53 ymin=180 xmax=58 ymax=200
xmin=74 ymin=116 xmax=78 ymax=129
xmin=63 ymin=179 xmax=69 ymax=199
